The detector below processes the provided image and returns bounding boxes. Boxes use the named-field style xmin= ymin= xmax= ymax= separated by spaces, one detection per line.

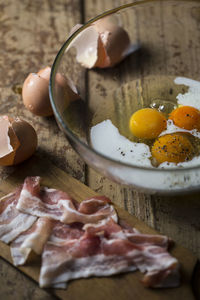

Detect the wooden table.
xmin=0 ymin=0 xmax=199 ymax=298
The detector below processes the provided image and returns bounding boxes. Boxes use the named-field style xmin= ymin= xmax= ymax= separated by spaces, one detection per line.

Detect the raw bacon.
xmin=10 ymin=217 xmax=53 ymax=266
xmin=0 ymin=176 xmax=180 ymax=290
xmin=39 ymin=218 xmax=179 ymax=288
xmin=17 ymin=177 xmax=117 ymax=224
xmin=0 ymin=186 xmax=37 ymax=243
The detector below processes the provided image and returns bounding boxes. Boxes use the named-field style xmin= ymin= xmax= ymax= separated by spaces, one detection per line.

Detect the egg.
xmin=129 ymin=108 xmax=167 ymax=139
xmin=22 ymin=66 xmax=79 ymax=116
xmin=0 ymin=116 xmax=37 ymax=166
xmin=70 ymin=17 xmax=133 ymax=69
xmin=151 ymin=133 xmax=195 ymax=165
xmin=169 ymin=105 xmax=200 ymax=130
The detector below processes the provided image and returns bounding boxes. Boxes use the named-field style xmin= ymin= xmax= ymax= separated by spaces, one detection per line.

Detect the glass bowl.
xmin=49 ymin=0 xmax=200 ymax=195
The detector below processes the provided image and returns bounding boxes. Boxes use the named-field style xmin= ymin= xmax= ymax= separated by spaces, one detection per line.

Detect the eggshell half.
xmin=23 ymin=66 xmax=79 ymax=116
xmin=70 ymin=26 xmax=101 ymax=68
xmin=0 ymin=116 xmax=38 ymax=166
xmin=12 ymin=118 xmax=38 ymax=165
xmin=70 ymin=17 xmax=131 ymax=69
xmin=93 ymin=17 xmax=131 ymax=67
xmin=0 ymin=116 xmax=20 ymax=166
xmin=22 ymin=72 xmax=53 ymax=117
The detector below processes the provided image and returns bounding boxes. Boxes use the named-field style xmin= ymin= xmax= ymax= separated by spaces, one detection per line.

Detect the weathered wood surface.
xmin=0 ymin=0 xmax=200 ymax=299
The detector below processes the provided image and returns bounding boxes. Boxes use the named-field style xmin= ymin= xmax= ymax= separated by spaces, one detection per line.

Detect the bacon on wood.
xmin=10 ymin=217 xmax=53 ymax=265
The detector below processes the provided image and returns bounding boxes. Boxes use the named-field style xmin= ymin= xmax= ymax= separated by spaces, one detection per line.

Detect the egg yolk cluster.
xmin=129 ymin=105 xmax=200 ymax=165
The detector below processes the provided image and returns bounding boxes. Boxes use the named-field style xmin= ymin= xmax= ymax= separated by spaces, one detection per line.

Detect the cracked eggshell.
xmin=70 ymin=26 xmax=102 ymax=69
xmin=22 ymin=69 xmax=53 ymax=117
xmin=93 ymin=17 xmax=131 ymax=67
xmin=23 ymin=66 xmax=79 ymax=116
xmin=70 ymin=17 xmax=131 ymax=69
xmin=0 ymin=116 xmax=37 ymax=166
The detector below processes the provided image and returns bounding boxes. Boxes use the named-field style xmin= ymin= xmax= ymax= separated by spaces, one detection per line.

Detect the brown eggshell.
xmin=22 ymin=72 xmax=53 ymax=117
xmin=95 ymin=35 xmax=110 ymax=68
xmin=93 ymin=18 xmax=131 ymax=67
xmin=70 ymin=26 xmax=101 ymax=69
xmin=0 ymin=116 xmax=37 ymax=166
xmin=0 ymin=116 xmax=20 ymax=166
xmin=12 ymin=118 xmax=38 ymax=165
xmin=70 ymin=18 xmax=131 ymax=68
xmin=37 ymin=66 xmax=51 ymax=81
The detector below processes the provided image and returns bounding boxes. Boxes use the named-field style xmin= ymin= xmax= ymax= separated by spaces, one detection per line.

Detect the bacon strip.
xmin=10 ymin=217 xmax=53 ymax=266
xmin=39 ymin=218 xmax=179 ymax=288
xmin=16 ymin=177 xmax=117 ymax=224
xmin=0 ymin=187 xmax=37 ymax=243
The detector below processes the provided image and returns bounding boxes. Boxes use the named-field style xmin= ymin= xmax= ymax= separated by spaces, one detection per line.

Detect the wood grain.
xmin=0 ymin=156 xmax=198 ymax=300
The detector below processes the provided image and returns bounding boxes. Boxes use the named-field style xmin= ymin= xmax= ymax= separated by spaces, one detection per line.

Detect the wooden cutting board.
xmin=0 ymin=155 xmax=199 ymax=300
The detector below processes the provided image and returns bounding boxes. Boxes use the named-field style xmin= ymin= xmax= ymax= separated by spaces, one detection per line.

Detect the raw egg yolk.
xmin=169 ymin=106 xmax=200 ymax=130
xmin=151 ymin=133 xmax=194 ymax=164
xmin=129 ymin=108 xmax=167 ymax=139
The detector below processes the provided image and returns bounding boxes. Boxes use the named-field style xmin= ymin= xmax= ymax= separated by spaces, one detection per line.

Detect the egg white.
xmin=160 ymin=119 xmax=200 ymax=138
xmin=175 ymin=77 xmax=200 ymax=109
xmin=90 ymin=119 xmax=152 ymax=167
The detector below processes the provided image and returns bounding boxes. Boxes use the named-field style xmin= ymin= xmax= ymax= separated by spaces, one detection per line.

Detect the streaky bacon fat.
xmin=16 ymin=177 xmax=117 ymax=224
xmin=10 ymin=217 xmax=53 ymax=266
xmin=39 ymin=218 xmax=179 ymax=288
xmin=0 ymin=186 xmax=37 ymax=243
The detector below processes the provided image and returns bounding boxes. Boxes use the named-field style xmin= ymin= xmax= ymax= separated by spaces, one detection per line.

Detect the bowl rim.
xmin=49 ymin=0 xmax=200 ymax=173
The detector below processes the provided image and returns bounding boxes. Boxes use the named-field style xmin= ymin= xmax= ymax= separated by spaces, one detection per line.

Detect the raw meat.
xmin=17 ymin=177 xmax=117 ymax=224
xmin=0 ymin=176 xmax=180 ymax=289
xmin=40 ymin=218 xmax=179 ymax=288
xmin=0 ymin=186 xmax=37 ymax=243
xmin=10 ymin=217 xmax=53 ymax=265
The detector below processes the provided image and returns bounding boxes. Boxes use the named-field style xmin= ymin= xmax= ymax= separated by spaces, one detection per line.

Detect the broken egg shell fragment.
xmin=12 ymin=118 xmax=38 ymax=165
xmin=70 ymin=17 xmax=131 ymax=69
xmin=70 ymin=26 xmax=101 ymax=69
xmin=0 ymin=116 xmax=37 ymax=166
xmin=93 ymin=18 xmax=131 ymax=67
xmin=0 ymin=116 xmax=20 ymax=166
xmin=23 ymin=66 xmax=79 ymax=117
xmin=22 ymin=72 xmax=53 ymax=117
